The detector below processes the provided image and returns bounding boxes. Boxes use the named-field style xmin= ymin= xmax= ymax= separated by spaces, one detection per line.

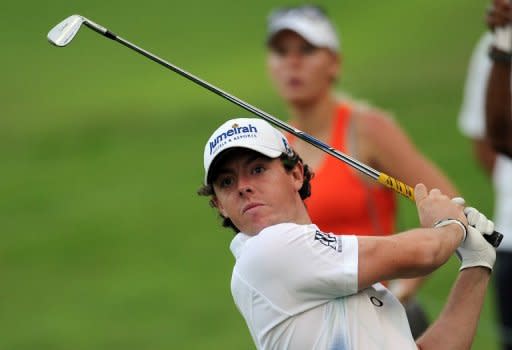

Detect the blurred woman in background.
xmin=265 ymin=4 xmax=458 ymax=339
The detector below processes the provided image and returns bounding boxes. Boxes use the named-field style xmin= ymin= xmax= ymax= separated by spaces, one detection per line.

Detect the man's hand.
xmin=414 ymin=184 xmax=467 ymax=229
xmin=464 ymin=207 xmax=495 ymax=234
xmin=456 ymin=207 xmax=496 ymax=271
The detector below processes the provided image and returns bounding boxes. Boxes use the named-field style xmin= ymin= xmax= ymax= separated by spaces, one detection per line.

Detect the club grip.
xmin=377 ymin=173 xmax=415 ymax=201
xmin=486 ymin=230 xmax=504 ymax=248
xmin=377 ymin=173 xmax=503 ymax=248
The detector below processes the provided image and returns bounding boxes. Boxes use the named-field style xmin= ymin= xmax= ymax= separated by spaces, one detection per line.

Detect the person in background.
xmin=264 ymin=4 xmax=458 ymax=338
xmin=458 ymin=3 xmax=512 ymax=348
xmin=485 ymin=0 xmax=512 ymax=158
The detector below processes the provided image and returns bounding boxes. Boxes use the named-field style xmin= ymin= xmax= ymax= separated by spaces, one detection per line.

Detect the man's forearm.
xmin=485 ymin=48 xmax=512 ymax=157
xmin=415 ymin=267 xmax=491 ymax=350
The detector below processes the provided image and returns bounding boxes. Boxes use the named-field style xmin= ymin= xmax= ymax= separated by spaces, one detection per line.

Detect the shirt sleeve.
xmin=458 ymin=33 xmax=493 ymax=139
xmin=234 ymin=223 xmax=358 ymax=313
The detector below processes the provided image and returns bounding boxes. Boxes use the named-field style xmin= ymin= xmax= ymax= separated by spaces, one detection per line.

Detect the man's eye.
xmin=219 ymin=177 xmax=234 ymax=188
xmin=252 ymin=166 xmax=265 ymax=174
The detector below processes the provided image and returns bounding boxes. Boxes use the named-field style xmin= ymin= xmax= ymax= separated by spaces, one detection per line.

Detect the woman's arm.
xmin=359 ymin=112 xmax=459 ymax=197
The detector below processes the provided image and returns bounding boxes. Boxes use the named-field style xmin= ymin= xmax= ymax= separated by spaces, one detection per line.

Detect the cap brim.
xmin=205 ymin=145 xmax=282 ymax=184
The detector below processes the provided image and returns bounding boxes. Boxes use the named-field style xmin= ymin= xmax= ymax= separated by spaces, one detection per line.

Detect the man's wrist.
xmin=459 ymin=262 xmax=493 ymax=274
xmin=433 ymin=218 xmax=467 ymax=242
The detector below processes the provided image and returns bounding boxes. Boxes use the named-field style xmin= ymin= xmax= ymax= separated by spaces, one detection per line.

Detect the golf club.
xmin=47 ymin=14 xmax=503 ymax=248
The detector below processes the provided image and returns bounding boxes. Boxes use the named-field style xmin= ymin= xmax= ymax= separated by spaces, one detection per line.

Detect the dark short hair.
xmin=197 ymin=150 xmax=313 ymax=233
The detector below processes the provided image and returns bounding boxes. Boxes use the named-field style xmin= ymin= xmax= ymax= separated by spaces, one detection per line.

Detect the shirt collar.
xmin=229 ymin=232 xmax=252 ymax=259
xmin=229 ymin=223 xmax=320 ymax=259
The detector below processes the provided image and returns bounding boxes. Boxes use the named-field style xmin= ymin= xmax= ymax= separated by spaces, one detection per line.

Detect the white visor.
xmin=267 ymin=5 xmax=340 ymax=52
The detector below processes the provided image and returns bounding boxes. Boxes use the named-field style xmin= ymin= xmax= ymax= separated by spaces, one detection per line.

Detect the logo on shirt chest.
xmin=365 ymin=287 xmax=388 ymax=307
xmin=370 ymin=296 xmax=384 ymax=307
xmin=314 ymin=230 xmax=342 ymax=252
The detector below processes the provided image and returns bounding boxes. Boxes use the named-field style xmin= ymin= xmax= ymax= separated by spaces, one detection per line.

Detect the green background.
xmin=1 ymin=1 xmax=498 ymax=349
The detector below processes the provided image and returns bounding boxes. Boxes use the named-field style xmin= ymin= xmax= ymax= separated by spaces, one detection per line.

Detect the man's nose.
xmin=237 ymin=176 xmax=254 ymax=196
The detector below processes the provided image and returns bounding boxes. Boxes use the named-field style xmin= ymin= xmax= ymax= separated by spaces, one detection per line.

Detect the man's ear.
xmin=212 ymin=196 xmax=229 ymax=218
xmin=290 ymin=162 xmax=305 ymax=192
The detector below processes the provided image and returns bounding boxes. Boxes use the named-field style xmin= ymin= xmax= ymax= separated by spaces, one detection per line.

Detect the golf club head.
xmin=47 ymin=15 xmax=85 ymax=47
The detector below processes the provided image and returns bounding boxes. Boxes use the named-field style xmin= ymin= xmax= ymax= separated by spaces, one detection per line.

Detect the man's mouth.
xmin=242 ymin=203 xmax=263 ymax=214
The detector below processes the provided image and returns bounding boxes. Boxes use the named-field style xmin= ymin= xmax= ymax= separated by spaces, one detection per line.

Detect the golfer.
xmin=199 ymin=117 xmax=495 ymax=350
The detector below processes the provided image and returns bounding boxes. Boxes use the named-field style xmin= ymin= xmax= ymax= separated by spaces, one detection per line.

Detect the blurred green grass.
xmin=1 ymin=1 xmax=498 ymax=349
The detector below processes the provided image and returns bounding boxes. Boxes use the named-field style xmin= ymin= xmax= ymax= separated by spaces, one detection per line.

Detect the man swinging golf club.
xmin=198 ymin=117 xmax=496 ymax=350
xmin=45 ymin=14 xmax=501 ymax=349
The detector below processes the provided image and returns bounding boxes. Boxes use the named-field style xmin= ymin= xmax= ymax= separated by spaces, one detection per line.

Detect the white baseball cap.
xmin=267 ymin=5 xmax=340 ymax=53
xmin=203 ymin=118 xmax=293 ymax=184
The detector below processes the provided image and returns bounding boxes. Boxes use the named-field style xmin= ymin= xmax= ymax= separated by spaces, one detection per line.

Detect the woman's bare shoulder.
xmin=350 ymin=101 xmax=402 ymax=141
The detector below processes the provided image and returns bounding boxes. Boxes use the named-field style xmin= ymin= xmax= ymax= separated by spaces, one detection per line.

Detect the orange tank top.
xmin=290 ymin=103 xmax=396 ymax=236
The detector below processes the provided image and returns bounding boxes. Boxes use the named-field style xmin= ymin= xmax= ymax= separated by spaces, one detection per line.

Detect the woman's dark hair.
xmin=197 ymin=151 xmax=313 ymax=233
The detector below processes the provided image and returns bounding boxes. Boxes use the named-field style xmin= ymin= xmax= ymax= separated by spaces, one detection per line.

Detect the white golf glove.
xmin=456 ymin=206 xmax=496 ymax=271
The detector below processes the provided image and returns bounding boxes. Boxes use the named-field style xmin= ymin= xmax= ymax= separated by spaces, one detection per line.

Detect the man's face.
xmin=267 ymin=30 xmax=340 ymax=105
xmin=211 ymin=150 xmax=304 ymax=235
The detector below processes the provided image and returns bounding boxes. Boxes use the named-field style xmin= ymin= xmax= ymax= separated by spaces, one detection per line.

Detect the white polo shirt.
xmin=458 ymin=33 xmax=512 ymax=252
xmin=230 ymin=223 xmax=416 ymax=349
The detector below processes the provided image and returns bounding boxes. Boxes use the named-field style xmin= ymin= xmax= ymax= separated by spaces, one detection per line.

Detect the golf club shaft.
xmin=79 ymin=18 xmax=502 ymax=248
xmin=83 ymin=20 xmax=408 ymax=193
